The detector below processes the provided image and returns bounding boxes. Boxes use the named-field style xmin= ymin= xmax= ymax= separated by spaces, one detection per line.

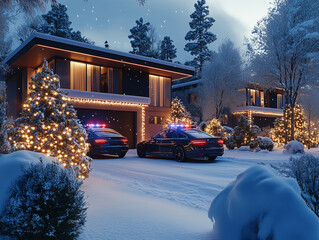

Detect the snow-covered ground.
xmin=80 ymin=148 xmax=319 ymax=240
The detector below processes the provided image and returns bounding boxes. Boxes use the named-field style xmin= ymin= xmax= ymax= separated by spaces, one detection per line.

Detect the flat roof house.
xmin=4 ymin=33 xmax=194 ymax=148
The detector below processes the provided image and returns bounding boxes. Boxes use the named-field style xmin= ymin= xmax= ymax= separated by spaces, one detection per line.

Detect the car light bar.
xmin=169 ymin=123 xmax=193 ymax=129
xmin=86 ymin=123 xmax=107 ymax=128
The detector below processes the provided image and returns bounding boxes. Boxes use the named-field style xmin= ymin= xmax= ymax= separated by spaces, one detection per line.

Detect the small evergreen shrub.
xmin=290 ymin=154 xmax=319 ymax=217
xmin=284 ymin=140 xmax=305 ymax=154
xmin=258 ymin=137 xmax=274 ymax=151
xmin=249 ymin=140 xmax=258 ymax=150
xmin=225 ymin=135 xmax=235 ymax=150
xmin=0 ymin=160 xmax=87 ymax=240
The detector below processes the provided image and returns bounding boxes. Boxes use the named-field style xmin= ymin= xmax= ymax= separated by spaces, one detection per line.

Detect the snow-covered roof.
xmin=4 ymin=32 xmax=194 ymax=77
xmin=62 ymin=89 xmax=151 ymax=105
xmin=172 ymin=79 xmax=201 ymax=89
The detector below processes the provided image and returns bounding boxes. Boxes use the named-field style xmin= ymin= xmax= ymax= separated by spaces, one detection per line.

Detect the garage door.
xmin=76 ymin=108 xmax=137 ymax=149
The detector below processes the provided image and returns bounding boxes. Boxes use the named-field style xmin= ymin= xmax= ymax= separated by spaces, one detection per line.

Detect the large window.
xmin=149 ymin=75 xmax=171 ymax=107
xmin=247 ymin=88 xmax=264 ymax=107
xmin=69 ymin=60 xmax=121 ymax=93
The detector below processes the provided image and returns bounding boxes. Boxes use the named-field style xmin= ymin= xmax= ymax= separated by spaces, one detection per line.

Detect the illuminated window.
xmin=70 ymin=61 xmax=87 ymax=91
xmin=277 ymin=94 xmax=283 ymax=108
xmin=149 ymin=116 xmax=165 ymax=125
xmin=149 ymin=74 xmax=171 ymax=107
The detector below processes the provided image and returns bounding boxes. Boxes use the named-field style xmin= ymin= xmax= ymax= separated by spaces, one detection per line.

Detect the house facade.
xmin=4 ymin=33 xmax=194 ymax=148
xmin=172 ymin=80 xmax=283 ymax=129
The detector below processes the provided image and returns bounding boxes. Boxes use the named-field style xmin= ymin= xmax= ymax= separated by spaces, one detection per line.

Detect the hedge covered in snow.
xmin=208 ymin=165 xmax=319 ymax=240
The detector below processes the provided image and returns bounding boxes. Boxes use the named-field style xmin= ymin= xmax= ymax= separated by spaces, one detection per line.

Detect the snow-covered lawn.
xmin=80 ymin=148 xmax=319 ymax=240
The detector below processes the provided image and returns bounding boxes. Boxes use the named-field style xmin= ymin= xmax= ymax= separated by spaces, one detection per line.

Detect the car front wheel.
xmin=174 ymin=146 xmax=187 ymax=162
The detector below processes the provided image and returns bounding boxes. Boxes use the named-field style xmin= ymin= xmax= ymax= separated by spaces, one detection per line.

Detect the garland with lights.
xmin=165 ymin=97 xmax=192 ymax=126
xmin=9 ymin=59 xmax=92 ymax=179
xmin=269 ymin=104 xmax=309 ymax=146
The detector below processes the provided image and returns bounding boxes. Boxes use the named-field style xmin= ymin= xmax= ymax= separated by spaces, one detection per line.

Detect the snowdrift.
xmin=208 ymin=165 xmax=319 ymax=240
xmin=0 ymin=150 xmax=56 ymax=212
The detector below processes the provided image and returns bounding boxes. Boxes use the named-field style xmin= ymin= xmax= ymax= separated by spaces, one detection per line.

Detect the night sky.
xmin=14 ymin=0 xmax=271 ymax=63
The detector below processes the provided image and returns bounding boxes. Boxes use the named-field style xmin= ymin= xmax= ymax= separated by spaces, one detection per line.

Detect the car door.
xmin=146 ymin=130 xmax=166 ymax=155
xmin=158 ymin=130 xmax=177 ymax=155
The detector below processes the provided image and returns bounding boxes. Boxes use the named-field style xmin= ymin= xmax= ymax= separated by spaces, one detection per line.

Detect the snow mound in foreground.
xmin=284 ymin=140 xmax=305 ymax=154
xmin=208 ymin=165 xmax=319 ymax=240
xmin=0 ymin=150 xmax=56 ymax=212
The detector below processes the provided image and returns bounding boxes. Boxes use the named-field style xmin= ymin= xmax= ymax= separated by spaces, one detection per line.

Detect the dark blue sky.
xmin=15 ymin=0 xmax=271 ymax=62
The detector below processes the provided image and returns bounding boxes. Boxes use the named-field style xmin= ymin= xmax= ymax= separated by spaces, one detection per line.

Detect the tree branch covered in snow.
xmin=201 ymin=39 xmax=243 ymax=121
xmin=248 ymin=0 xmax=319 ymax=141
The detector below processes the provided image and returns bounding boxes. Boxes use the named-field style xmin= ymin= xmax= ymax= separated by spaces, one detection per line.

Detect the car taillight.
xmin=217 ymin=139 xmax=224 ymax=145
xmin=191 ymin=139 xmax=207 ymax=146
xmin=122 ymin=138 xmax=128 ymax=144
xmin=95 ymin=139 xmax=107 ymax=144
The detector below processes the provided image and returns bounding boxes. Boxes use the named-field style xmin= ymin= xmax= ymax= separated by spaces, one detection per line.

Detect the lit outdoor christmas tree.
xmin=9 ymin=59 xmax=92 ymax=179
xmin=270 ymin=104 xmax=308 ymax=145
xmin=166 ymin=97 xmax=192 ymax=126
xmin=205 ymin=118 xmax=226 ymax=139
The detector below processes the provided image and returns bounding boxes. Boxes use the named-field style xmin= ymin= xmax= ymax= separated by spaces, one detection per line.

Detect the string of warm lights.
xmin=9 ymin=60 xmax=92 ymax=180
xmin=269 ymin=104 xmax=317 ymax=147
xmin=70 ymin=97 xmax=148 ymax=141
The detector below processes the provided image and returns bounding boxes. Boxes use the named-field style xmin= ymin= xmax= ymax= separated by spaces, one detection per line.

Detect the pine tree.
xmin=0 ymin=83 xmax=10 ymax=153
xmin=184 ymin=0 xmax=216 ymax=76
xmin=38 ymin=3 xmax=92 ymax=44
xmin=166 ymin=97 xmax=192 ymax=125
xmin=160 ymin=36 xmax=177 ymax=62
xmin=270 ymin=104 xmax=308 ymax=145
xmin=128 ymin=17 xmax=151 ymax=56
xmin=9 ymin=59 xmax=92 ymax=179
xmin=233 ymin=115 xmax=260 ymax=147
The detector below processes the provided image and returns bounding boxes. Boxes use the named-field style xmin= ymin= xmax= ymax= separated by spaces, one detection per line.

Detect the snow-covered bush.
xmin=208 ymin=166 xmax=319 ymax=240
xmin=258 ymin=137 xmax=274 ymax=151
xmin=0 ymin=160 xmax=87 ymax=240
xmin=249 ymin=140 xmax=258 ymax=150
xmin=238 ymin=146 xmax=250 ymax=151
xmin=225 ymin=135 xmax=235 ymax=150
xmin=290 ymin=154 xmax=319 ymax=217
xmin=284 ymin=140 xmax=305 ymax=154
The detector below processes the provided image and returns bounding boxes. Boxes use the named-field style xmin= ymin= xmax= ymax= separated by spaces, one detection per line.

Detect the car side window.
xmin=155 ymin=130 xmax=166 ymax=139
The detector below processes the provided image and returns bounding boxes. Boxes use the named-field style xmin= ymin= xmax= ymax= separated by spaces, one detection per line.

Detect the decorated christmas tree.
xmin=270 ymin=104 xmax=308 ymax=145
xmin=9 ymin=59 xmax=91 ymax=179
xmin=0 ymin=84 xmax=10 ymax=153
xmin=205 ymin=118 xmax=226 ymax=139
xmin=166 ymin=97 xmax=192 ymax=126
xmin=233 ymin=115 xmax=260 ymax=147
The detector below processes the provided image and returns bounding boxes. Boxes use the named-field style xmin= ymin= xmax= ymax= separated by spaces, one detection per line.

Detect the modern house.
xmin=4 ymin=33 xmax=194 ymax=148
xmin=232 ymin=84 xmax=284 ymax=129
xmin=172 ymin=80 xmax=284 ymax=129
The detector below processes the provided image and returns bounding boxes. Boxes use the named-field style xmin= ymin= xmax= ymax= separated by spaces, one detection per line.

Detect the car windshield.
xmin=93 ymin=128 xmax=121 ymax=137
xmin=183 ymin=130 xmax=213 ymax=138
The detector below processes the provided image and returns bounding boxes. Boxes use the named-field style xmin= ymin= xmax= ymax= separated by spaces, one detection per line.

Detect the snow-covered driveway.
xmin=80 ymin=148 xmax=311 ymax=240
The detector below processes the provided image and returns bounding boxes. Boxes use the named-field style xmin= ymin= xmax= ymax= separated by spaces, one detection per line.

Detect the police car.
xmin=86 ymin=123 xmax=129 ymax=158
xmin=136 ymin=124 xmax=224 ymax=162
